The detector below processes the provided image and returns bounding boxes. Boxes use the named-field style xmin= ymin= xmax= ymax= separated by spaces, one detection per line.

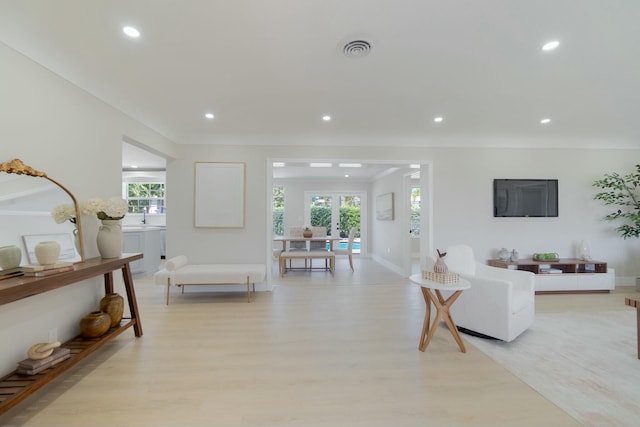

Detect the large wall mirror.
xmin=0 ymin=159 xmax=85 ymax=266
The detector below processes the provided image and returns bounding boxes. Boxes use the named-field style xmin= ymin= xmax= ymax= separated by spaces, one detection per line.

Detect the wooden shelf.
xmin=487 ymin=258 xmax=613 ymax=294
xmin=487 ymin=258 xmax=607 ymax=274
xmin=0 ymin=254 xmax=143 ymax=415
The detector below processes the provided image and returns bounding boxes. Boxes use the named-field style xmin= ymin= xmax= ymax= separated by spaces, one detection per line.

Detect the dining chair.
xmin=309 ymin=226 xmax=328 ymax=251
xmin=287 ymin=226 xmax=307 ymax=269
xmin=335 ymin=227 xmax=356 ymax=272
xmin=309 ymin=226 xmax=328 ymax=269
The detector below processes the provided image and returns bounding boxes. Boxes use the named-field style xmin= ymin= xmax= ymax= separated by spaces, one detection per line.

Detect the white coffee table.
xmin=409 ymin=274 xmax=471 ymax=353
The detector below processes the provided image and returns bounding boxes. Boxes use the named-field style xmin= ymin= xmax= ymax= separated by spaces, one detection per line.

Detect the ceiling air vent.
xmin=342 ymin=40 xmax=371 ymax=58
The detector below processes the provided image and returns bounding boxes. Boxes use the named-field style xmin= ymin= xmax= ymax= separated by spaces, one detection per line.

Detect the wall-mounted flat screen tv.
xmin=493 ymin=179 xmax=558 ymax=217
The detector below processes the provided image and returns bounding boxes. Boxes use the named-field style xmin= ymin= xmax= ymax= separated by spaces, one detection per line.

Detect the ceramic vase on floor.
xmin=97 ymin=220 xmax=122 ymax=259
xmin=99 ymin=293 xmax=124 ymax=328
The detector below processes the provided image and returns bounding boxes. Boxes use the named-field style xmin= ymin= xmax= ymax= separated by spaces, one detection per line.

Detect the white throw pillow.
xmin=165 ymin=255 xmax=188 ymax=271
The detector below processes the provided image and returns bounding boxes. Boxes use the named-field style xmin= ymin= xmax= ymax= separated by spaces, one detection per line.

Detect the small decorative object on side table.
xmin=433 ymin=249 xmax=449 ymax=273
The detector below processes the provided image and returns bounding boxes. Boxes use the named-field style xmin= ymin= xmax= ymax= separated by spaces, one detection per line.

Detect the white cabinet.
xmin=122 ymin=227 xmax=162 ymax=277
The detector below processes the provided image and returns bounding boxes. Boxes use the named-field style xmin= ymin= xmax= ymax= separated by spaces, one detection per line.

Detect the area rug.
xmin=464 ymin=310 xmax=640 ymax=427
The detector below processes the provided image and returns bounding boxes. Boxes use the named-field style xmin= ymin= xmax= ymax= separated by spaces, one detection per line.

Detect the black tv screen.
xmin=493 ymin=179 xmax=558 ymax=217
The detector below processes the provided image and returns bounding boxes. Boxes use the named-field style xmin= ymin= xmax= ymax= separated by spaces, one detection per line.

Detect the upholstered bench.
xmin=279 ymin=251 xmax=335 ymax=277
xmin=154 ymin=256 xmax=266 ymax=305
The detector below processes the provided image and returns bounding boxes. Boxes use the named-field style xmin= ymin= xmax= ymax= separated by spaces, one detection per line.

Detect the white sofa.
xmin=429 ymin=244 xmax=535 ymax=342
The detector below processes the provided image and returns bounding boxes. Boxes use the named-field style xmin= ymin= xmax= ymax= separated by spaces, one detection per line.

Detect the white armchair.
xmin=430 ymin=244 xmax=535 ymax=342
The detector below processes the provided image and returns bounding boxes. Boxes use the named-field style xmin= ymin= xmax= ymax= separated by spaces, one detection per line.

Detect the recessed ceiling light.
xmin=130 ymin=165 xmax=138 ymax=168
xmin=542 ymin=40 xmax=560 ymax=51
xmin=540 ymin=118 xmax=551 ymax=124
xmin=273 ymin=162 xmax=285 ymax=167
xmin=204 ymin=113 xmax=214 ymax=119
xmin=433 ymin=116 xmax=444 ymax=123
xmin=322 ymin=115 xmax=331 ymax=121
xmin=344 ymin=174 xmax=350 ymax=178
xmin=310 ymin=163 xmax=332 ymax=168
xmin=410 ymin=164 xmax=420 ymax=169
xmin=339 ymin=163 xmax=362 ymax=168
xmin=122 ymin=26 xmax=140 ymax=38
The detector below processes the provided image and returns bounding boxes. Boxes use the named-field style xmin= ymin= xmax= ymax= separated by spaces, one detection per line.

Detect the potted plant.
xmin=593 ymin=164 xmax=640 ymax=291
xmin=592 ymin=164 xmax=640 ymax=239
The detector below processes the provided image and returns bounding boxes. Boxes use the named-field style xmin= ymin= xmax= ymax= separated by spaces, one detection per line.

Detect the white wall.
xmin=167 ymin=144 xmax=640 ymax=286
xmin=0 ymin=44 xmax=176 ymax=374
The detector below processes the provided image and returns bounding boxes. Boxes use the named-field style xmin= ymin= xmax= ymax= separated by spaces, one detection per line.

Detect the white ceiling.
xmin=2 ymin=0 xmax=639 ymax=176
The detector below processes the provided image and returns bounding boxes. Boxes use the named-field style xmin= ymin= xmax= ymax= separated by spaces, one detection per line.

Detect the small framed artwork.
xmin=194 ymin=162 xmax=245 ymax=228
xmin=22 ymin=233 xmax=80 ymax=264
xmin=376 ymin=192 xmax=394 ymax=220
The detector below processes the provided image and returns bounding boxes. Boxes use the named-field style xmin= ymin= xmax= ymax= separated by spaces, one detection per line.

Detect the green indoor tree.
xmin=592 ymin=164 xmax=640 ymax=239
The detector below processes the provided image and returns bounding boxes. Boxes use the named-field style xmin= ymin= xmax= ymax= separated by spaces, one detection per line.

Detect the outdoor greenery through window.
xmin=273 ymin=185 xmax=284 ymax=235
xmin=127 ymin=183 xmax=166 ymax=214
xmin=310 ymin=195 xmax=361 ymax=238
xmin=411 ymin=186 xmax=420 ymax=237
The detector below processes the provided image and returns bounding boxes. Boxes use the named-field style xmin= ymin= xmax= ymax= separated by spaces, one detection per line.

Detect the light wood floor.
xmin=1 ymin=256 xmax=636 ymax=427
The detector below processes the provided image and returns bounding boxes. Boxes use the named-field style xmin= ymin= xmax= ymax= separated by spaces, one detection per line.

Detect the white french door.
xmin=304 ymin=191 xmax=364 ymax=240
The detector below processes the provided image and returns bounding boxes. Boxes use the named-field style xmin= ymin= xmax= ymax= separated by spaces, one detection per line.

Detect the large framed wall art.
xmin=376 ymin=192 xmax=394 ymax=220
xmin=194 ymin=162 xmax=245 ymax=228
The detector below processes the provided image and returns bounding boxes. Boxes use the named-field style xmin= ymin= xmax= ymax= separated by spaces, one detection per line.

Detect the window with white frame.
xmin=126 ymin=183 xmax=166 ymax=214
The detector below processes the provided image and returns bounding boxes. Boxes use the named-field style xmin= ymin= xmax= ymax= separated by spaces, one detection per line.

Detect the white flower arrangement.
xmin=82 ymin=197 xmax=128 ymax=221
xmin=51 ymin=204 xmax=77 ymax=224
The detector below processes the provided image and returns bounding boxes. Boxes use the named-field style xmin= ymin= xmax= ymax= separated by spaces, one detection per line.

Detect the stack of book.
xmin=0 ymin=267 xmax=24 ymax=280
xmin=22 ymin=262 xmax=75 ymax=277
xmin=16 ymin=347 xmax=71 ymax=375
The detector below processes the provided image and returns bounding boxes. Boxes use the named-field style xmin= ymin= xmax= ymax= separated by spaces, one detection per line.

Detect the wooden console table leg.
xmin=104 ymin=272 xmax=114 ymax=294
xmin=122 ymin=263 xmax=143 ymax=337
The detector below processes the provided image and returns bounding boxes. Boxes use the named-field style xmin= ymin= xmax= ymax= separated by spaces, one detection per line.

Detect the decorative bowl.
xmin=533 ymin=252 xmax=559 ymax=262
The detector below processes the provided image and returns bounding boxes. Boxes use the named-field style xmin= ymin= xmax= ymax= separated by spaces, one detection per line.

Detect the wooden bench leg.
xmin=246 ymin=276 xmax=251 ymax=303
xmin=166 ymin=278 xmax=171 ymax=306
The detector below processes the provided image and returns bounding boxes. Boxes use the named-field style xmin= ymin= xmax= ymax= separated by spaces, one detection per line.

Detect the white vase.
xmin=35 ymin=241 xmax=61 ymax=265
xmin=577 ymin=240 xmax=591 ymax=261
xmin=0 ymin=245 xmax=22 ymax=269
xmin=97 ymin=220 xmax=123 ymax=259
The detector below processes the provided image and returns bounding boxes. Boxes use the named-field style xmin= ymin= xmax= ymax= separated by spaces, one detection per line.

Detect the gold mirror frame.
xmin=0 ymin=158 xmax=86 ymax=262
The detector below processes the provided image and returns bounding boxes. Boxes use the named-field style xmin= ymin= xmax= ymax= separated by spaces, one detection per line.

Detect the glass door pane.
xmin=309 ymin=195 xmax=333 ymax=236
xmin=306 ymin=192 xmax=363 ymax=253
